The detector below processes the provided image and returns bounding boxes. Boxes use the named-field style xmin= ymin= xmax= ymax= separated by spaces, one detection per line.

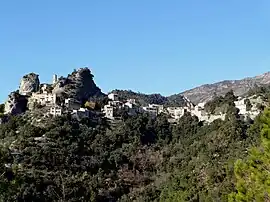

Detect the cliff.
xmin=4 ymin=92 xmax=28 ymax=115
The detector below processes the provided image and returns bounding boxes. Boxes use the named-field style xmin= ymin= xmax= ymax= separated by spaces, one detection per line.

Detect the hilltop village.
xmin=19 ymin=73 xmax=90 ymax=118
xmin=102 ymin=92 xmax=262 ymax=123
xmin=1 ymin=68 xmax=270 ymax=202
xmin=2 ymin=67 xmax=264 ymax=124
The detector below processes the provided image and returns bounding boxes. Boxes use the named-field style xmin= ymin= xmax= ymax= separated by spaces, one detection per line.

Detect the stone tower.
xmin=52 ymin=74 xmax=58 ymax=84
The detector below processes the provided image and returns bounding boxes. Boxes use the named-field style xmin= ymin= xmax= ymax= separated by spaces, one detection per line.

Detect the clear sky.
xmin=0 ymin=0 xmax=269 ymax=102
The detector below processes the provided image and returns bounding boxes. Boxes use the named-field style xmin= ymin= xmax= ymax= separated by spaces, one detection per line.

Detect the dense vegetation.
xmin=247 ymin=84 xmax=270 ymax=102
xmin=0 ymin=91 xmax=269 ymax=201
xmin=0 ymin=104 xmax=4 ymax=117
xmin=204 ymin=90 xmax=237 ymax=114
xmin=111 ymin=90 xmax=190 ymax=107
xmin=229 ymin=108 xmax=270 ymax=202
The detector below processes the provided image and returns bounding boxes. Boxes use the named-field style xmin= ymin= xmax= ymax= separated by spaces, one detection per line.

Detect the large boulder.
xmin=53 ymin=67 xmax=104 ymax=103
xmin=19 ymin=73 xmax=40 ymax=95
xmin=4 ymin=92 xmax=28 ymax=115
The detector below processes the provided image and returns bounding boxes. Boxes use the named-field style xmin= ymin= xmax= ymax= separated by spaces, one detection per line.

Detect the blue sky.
xmin=0 ymin=1 xmax=269 ymax=102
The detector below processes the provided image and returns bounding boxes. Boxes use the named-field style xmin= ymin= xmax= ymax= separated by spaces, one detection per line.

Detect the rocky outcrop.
xmin=53 ymin=67 xmax=104 ymax=103
xmin=179 ymin=72 xmax=270 ymax=104
xmin=19 ymin=73 xmax=40 ymax=95
xmin=4 ymin=92 xmax=28 ymax=115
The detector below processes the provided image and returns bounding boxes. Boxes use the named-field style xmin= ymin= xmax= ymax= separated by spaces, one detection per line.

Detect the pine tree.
xmin=229 ymin=108 xmax=270 ymax=202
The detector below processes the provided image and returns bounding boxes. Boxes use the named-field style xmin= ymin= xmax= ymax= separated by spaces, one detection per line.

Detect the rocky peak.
xmin=73 ymin=67 xmax=93 ymax=79
xmin=19 ymin=73 xmax=40 ymax=95
xmin=4 ymin=91 xmax=28 ymax=115
xmin=53 ymin=67 xmax=103 ymax=103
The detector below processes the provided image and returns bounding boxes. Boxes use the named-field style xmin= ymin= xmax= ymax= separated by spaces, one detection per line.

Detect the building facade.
xmin=49 ymin=106 xmax=62 ymax=116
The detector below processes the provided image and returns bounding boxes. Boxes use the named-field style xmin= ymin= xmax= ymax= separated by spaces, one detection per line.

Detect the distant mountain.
xmin=177 ymin=72 xmax=270 ymax=104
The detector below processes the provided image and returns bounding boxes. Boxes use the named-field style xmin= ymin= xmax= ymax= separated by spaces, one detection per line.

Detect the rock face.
xmin=19 ymin=73 xmax=40 ymax=95
xmin=4 ymin=92 xmax=28 ymax=115
xmin=179 ymin=72 xmax=270 ymax=104
xmin=53 ymin=68 xmax=104 ymax=103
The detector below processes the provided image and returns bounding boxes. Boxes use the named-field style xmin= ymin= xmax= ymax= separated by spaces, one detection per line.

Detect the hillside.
xmin=178 ymin=72 xmax=270 ymax=104
xmin=114 ymin=72 xmax=270 ymax=106
xmin=1 ymin=69 xmax=270 ymax=201
xmin=110 ymin=89 xmax=193 ymax=107
xmin=1 ymin=89 xmax=269 ymax=201
xmin=0 ymin=104 xmax=261 ymax=201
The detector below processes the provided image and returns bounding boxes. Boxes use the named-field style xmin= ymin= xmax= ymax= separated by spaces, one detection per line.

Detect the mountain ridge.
xmin=178 ymin=71 xmax=270 ymax=104
xmin=120 ymin=71 xmax=270 ymax=106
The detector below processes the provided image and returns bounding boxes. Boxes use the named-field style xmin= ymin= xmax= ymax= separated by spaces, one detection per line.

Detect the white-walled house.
xmin=103 ymin=105 xmax=114 ymax=119
xmin=30 ymin=92 xmax=57 ymax=106
xmin=72 ymin=108 xmax=90 ymax=119
xmin=49 ymin=105 xmax=62 ymax=116
xmin=191 ymin=107 xmax=207 ymax=119
xmin=124 ymin=102 xmax=133 ymax=109
xmin=108 ymin=100 xmax=123 ymax=108
xmin=167 ymin=107 xmax=187 ymax=120
xmin=127 ymin=99 xmax=136 ymax=105
xmin=233 ymin=96 xmax=263 ymax=120
xmin=142 ymin=106 xmax=158 ymax=117
xmin=108 ymin=93 xmax=119 ymax=101
xmin=234 ymin=98 xmax=247 ymax=115
xmin=65 ymin=98 xmax=81 ymax=110
xmin=149 ymin=104 xmax=164 ymax=114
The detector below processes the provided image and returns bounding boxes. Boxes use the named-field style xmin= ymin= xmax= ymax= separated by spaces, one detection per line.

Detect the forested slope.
xmin=0 ymin=92 xmax=267 ymax=201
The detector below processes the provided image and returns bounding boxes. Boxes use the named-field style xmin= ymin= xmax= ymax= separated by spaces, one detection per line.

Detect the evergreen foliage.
xmin=229 ymin=108 xmax=270 ymax=202
xmin=204 ymin=90 xmax=237 ymax=114
xmin=0 ymin=104 xmax=4 ymax=114
xmin=0 ymin=90 xmax=267 ymax=201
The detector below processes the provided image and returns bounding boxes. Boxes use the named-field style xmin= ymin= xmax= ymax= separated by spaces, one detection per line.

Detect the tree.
xmin=204 ymin=90 xmax=237 ymax=115
xmin=0 ymin=95 xmax=263 ymax=201
xmin=224 ymin=90 xmax=237 ymax=104
xmin=244 ymin=99 xmax=252 ymax=111
xmin=257 ymin=103 xmax=266 ymax=111
xmin=229 ymin=108 xmax=270 ymax=202
xmin=0 ymin=104 xmax=4 ymax=114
